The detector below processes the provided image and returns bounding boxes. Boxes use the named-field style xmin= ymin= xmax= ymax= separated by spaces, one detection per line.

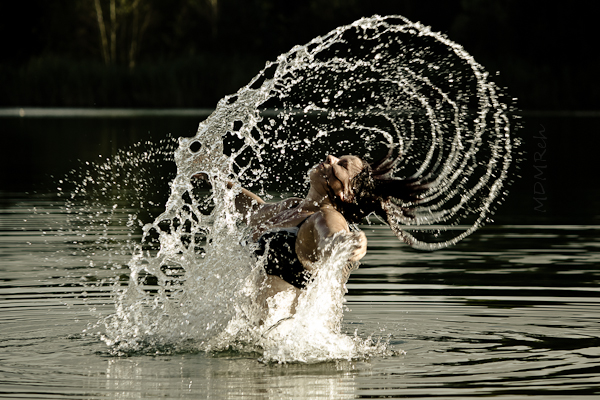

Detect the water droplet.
xmin=92 ymin=15 xmax=516 ymax=360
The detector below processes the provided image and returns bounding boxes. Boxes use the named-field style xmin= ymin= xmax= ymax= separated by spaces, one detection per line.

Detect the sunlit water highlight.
xmin=3 ymin=12 xmax=600 ymax=397
xmin=1 ymin=196 xmax=599 ymax=398
xmin=46 ymin=15 xmax=520 ymax=362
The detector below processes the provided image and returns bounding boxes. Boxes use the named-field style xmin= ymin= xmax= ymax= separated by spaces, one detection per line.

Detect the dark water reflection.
xmin=1 ymin=113 xmax=599 ymax=398
xmin=1 ymin=195 xmax=599 ymax=398
xmin=2 ymin=112 xmax=600 ymax=226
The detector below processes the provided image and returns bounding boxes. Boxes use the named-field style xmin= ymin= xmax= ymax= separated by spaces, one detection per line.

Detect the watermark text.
xmin=533 ymin=124 xmax=547 ymax=212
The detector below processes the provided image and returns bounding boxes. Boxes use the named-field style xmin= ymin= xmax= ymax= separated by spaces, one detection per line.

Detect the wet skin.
xmin=246 ymin=155 xmax=367 ymax=269
xmin=193 ymin=155 xmax=368 ymax=309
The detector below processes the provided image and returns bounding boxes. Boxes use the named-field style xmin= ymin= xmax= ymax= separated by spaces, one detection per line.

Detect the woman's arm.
xmin=225 ymin=181 xmax=265 ymax=217
xmin=192 ymin=173 xmax=299 ymax=227
xmin=193 ymin=173 xmax=264 ymax=217
xmin=296 ymin=209 xmax=367 ymax=271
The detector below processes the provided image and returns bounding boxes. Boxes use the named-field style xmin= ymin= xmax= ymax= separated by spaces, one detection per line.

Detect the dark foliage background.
xmin=1 ymin=0 xmax=598 ymax=110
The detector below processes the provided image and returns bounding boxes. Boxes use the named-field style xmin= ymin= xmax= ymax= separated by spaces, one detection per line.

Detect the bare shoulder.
xmin=278 ymin=197 xmax=303 ymax=209
xmin=263 ymin=197 xmax=302 ymax=216
xmin=302 ymin=208 xmax=349 ymax=238
xmin=249 ymin=197 xmax=303 ymax=225
xmin=296 ymin=208 xmax=349 ymax=268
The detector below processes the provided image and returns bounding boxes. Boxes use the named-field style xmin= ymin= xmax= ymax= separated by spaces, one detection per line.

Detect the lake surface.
xmin=1 ymin=111 xmax=599 ymax=398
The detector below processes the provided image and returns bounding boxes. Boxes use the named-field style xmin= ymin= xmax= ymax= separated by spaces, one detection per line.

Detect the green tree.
xmin=92 ymin=0 xmax=155 ymax=68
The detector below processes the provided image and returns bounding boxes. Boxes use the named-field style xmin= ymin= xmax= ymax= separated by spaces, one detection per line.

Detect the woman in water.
xmin=194 ymin=152 xmax=426 ymax=314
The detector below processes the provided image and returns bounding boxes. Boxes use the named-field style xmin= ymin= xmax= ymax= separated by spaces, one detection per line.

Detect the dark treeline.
xmin=1 ymin=0 xmax=597 ymax=110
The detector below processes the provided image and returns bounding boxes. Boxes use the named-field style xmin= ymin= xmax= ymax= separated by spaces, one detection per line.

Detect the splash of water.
xmin=89 ymin=15 xmax=516 ymax=361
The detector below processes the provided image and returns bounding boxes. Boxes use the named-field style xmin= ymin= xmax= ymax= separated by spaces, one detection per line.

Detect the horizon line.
xmin=1 ymin=107 xmax=599 ymax=118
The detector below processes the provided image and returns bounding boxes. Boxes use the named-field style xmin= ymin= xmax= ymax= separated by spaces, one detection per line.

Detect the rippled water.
xmin=72 ymin=15 xmax=522 ymax=364
xmin=2 ymin=14 xmax=600 ymax=400
xmin=1 ymin=195 xmax=599 ymax=398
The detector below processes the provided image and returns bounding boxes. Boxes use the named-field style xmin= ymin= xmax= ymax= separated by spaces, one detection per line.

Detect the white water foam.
xmin=70 ymin=15 xmax=517 ymax=362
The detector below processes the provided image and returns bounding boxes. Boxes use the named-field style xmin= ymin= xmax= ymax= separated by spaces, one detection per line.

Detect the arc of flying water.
xmin=98 ymin=15 xmax=517 ymax=356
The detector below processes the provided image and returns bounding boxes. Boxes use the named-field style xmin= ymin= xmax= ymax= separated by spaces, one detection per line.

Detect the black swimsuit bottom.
xmin=254 ymin=219 xmax=313 ymax=289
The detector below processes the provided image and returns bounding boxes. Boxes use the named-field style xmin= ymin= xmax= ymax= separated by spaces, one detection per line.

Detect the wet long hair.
xmin=329 ymin=150 xmax=430 ymax=224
